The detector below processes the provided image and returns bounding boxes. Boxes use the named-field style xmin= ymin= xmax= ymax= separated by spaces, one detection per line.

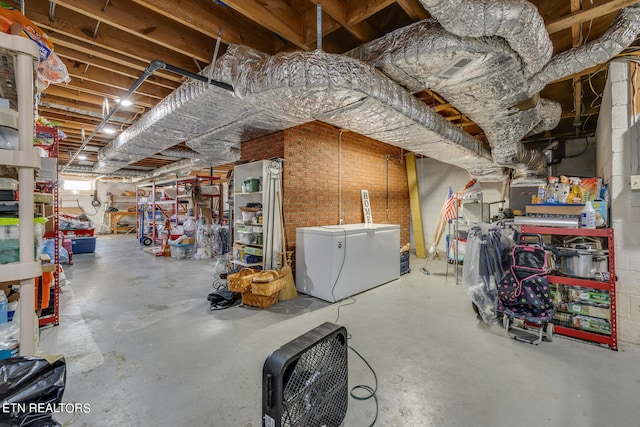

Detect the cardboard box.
xmin=33 ymin=193 xmax=54 ymax=203
xmin=525 ymin=204 xmax=583 ymax=216
xmin=43 ymin=205 xmax=55 ymax=233
xmin=566 ymin=303 xmax=610 ymax=320
xmin=0 ymin=280 xmax=20 ymax=303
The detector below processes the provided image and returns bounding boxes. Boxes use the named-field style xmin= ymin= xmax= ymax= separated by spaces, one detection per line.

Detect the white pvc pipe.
xmin=16 ymin=49 xmax=36 ymax=356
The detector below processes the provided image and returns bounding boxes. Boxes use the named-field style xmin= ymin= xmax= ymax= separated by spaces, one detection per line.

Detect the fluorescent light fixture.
xmin=116 ymin=98 xmax=133 ymax=106
xmin=77 ymin=154 xmax=87 ymax=160
xmin=102 ymin=127 xmax=117 ymax=135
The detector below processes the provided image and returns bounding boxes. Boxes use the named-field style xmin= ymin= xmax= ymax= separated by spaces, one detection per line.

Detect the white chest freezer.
xmin=295 ymin=223 xmax=400 ymax=302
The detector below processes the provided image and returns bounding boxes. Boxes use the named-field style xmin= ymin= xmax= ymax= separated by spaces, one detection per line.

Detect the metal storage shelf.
xmin=521 ymin=225 xmax=617 ymax=350
xmin=0 ymin=32 xmax=40 ymax=355
xmin=546 ymin=275 xmax=611 ymax=291
xmin=136 ymin=175 xmax=221 ymax=246
xmin=35 ymin=125 xmax=60 ymax=327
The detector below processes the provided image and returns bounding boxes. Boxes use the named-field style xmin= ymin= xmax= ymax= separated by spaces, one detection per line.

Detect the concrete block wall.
xmin=595 ymin=60 xmax=640 ymax=344
xmin=239 ymin=121 xmax=410 ymax=251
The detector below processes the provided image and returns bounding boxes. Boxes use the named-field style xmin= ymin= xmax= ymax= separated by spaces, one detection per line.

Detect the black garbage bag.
xmin=0 ymin=356 xmax=66 ymax=427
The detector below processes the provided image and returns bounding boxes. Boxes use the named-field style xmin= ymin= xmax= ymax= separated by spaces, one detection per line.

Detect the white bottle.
xmin=581 ymin=201 xmax=596 ymax=229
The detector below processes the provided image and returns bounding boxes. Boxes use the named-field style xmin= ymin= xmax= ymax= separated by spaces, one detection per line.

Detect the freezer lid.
xmin=296 ymin=223 xmax=400 ymax=236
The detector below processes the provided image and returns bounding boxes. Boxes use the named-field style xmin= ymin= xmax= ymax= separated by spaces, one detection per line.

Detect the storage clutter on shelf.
xmin=242 ymin=177 xmax=261 ymax=193
xmin=526 ymin=175 xmax=609 ymax=228
xmin=0 ymin=178 xmax=18 ymax=217
xmin=59 ymin=212 xmax=94 ymax=231
xmin=239 ymin=204 xmax=262 ymax=224
xmin=520 ymin=226 xmax=617 ymax=350
xmin=551 ymin=284 xmax=612 ymax=335
xmin=0 ymin=218 xmax=46 ymax=264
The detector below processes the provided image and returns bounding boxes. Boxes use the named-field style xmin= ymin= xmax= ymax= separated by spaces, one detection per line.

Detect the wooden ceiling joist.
xmin=131 ymin=0 xmax=277 ymax=54
xmin=308 ymin=0 xmax=380 ymax=43
xmin=545 ymin=0 xmax=639 ymax=34
xmin=19 ymin=0 xmax=633 ymax=171
xmin=50 ymin=33 xmax=185 ymax=84
xmin=51 ymin=0 xmax=217 ymax=63
xmin=29 ymin=0 xmax=200 ymax=72
xmin=54 ymin=46 xmax=181 ymax=92
xmin=218 ymin=0 xmax=307 ymax=50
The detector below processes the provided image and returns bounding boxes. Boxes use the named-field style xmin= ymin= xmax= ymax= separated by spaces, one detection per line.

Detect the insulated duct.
xmin=227 ymin=46 xmax=500 ymax=179
xmin=94 ymin=53 xmax=306 ymax=176
xmin=526 ymin=99 xmax=562 ymax=137
xmin=351 ymin=3 xmax=640 ymax=182
xmin=159 ymin=149 xmax=204 ymax=159
xmin=348 ymin=19 xmax=548 ymax=180
xmin=94 ymin=77 xmax=237 ymax=173
xmin=91 ymin=2 xmax=640 ymax=183
xmin=528 ymin=4 xmax=640 ymax=95
xmin=127 ymin=159 xmax=211 ymax=183
xmin=62 ymin=165 xmax=148 ymax=178
xmin=417 ymin=0 xmax=553 ymax=77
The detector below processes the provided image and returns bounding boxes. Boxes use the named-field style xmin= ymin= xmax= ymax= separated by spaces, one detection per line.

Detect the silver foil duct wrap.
xmin=94 ymin=76 xmax=231 ymax=173
xmin=228 ymin=46 xmax=501 ymax=180
xmin=417 ymin=0 xmax=552 ymax=77
xmin=128 ymin=159 xmax=210 ymax=183
xmin=348 ymin=20 xmax=544 ymax=179
xmin=529 ymin=4 xmax=640 ymax=95
xmin=526 ymin=99 xmax=563 ymax=137
xmin=92 ymin=2 xmax=640 ymax=182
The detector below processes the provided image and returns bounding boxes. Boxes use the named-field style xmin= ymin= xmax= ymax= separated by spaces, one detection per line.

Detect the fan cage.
xmin=263 ymin=322 xmax=348 ymax=427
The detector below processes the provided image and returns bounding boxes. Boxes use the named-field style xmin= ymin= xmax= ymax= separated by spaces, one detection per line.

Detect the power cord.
xmin=327 ymin=226 xmax=348 ymax=304
xmin=348 ymin=343 xmax=379 ymax=427
xmin=335 ymin=297 xmax=355 ymax=325
xmin=320 ymin=227 xmax=378 ymax=425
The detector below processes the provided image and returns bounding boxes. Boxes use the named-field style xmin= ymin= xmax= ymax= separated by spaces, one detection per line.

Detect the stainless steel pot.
xmin=557 ymin=247 xmax=609 ymax=279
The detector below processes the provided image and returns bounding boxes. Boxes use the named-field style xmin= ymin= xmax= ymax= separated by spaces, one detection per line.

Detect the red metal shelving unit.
xmin=521 ymin=226 xmax=617 ymax=350
xmin=35 ymin=124 xmax=59 ymax=327
xmin=136 ymin=175 xmax=222 ymax=247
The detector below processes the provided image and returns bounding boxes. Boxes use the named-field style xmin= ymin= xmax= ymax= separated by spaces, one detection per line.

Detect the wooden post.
xmin=405 ymin=153 xmax=426 ymax=258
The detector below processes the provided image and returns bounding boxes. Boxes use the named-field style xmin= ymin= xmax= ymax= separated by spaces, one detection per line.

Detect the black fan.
xmin=262 ymin=322 xmax=348 ymax=427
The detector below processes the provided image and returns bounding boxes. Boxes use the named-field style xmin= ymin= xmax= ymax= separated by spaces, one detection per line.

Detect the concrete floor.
xmin=40 ymin=235 xmax=640 ymax=427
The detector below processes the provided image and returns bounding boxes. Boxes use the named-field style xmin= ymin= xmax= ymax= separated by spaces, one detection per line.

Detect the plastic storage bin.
xmin=169 ymin=243 xmax=194 ymax=259
xmin=0 ymin=218 xmax=46 ymax=264
xmin=0 ymin=178 xmax=18 ymax=191
xmin=71 ymin=236 xmax=96 ymax=254
xmin=237 ymin=231 xmax=252 ymax=244
xmin=400 ymin=251 xmax=410 ymax=275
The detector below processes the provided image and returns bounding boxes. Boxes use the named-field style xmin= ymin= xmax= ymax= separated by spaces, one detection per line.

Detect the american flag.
xmin=442 ymin=186 xmax=458 ymax=222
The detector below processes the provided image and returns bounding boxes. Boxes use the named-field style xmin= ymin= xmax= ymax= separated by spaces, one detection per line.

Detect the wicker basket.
xmin=228 ymin=268 xmax=257 ymax=293
xmin=251 ymin=270 xmax=286 ymax=296
xmin=242 ymin=291 xmax=279 ymax=308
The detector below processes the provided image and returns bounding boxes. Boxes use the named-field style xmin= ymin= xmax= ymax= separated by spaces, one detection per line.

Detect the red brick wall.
xmin=283 ymin=122 xmax=409 ymax=248
xmin=239 ymin=131 xmax=284 ymax=162
xmin=238 ymin=121 xmax=410 ymax=251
